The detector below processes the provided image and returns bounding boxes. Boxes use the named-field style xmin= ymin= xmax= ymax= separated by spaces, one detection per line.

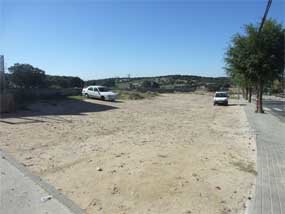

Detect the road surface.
xmin=262 ymin=99 xmax=285 ymax=122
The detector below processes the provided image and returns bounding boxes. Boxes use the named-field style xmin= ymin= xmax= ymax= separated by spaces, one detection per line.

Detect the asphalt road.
xmin=262 ymin=99 xmax=285 ymax=122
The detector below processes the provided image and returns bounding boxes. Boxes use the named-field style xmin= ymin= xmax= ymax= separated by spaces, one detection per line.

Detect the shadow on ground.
xmin=228 ymin=103 xmax=247 ymax=107
xmin=0 ymin=98 xmax=118 ymax=124
xmin=263 ymin=100 xmax=284 ymax=105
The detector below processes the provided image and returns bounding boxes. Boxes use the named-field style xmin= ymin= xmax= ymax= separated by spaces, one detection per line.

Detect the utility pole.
xmin=256 ymin=0 xmax=272 ymax=113
xmin=0 ymin=55 xmax=5 ymax=93
xmin=258 ymin=0 xmax=272 ymax=33
xmin=278 ymin=9 xmax=284 ymax=109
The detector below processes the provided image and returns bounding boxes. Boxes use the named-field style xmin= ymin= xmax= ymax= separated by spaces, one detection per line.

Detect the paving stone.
xmin=245 ymin=103 xmax=285 ymax=214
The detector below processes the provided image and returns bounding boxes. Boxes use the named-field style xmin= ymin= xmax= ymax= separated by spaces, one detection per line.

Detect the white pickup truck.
xmin=82 ymin=85 xmax=118 ymax=101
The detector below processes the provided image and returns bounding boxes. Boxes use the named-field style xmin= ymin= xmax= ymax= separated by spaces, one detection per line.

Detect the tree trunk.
xmin=245 ymin=87 xmax=249 ymax=100
xmin=256 ymin=81 xmax=264 ymax=113
xmin=256 ymin=88 xmax=259 ymax=112
xmin=248 ymin=88 xmax=252 ymax=103
xmin=242 ymin=88 xmax=245 ymax=99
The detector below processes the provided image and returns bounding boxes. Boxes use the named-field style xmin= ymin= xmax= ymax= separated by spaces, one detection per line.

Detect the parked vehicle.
xmin=213 ymin=91 xmax=228 ymax=106
xmin=82 ymin=86 xmax=118 ymax=101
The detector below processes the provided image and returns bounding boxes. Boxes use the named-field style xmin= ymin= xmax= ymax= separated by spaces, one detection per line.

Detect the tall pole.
xmin=256 ymin=0 xmax=272 ymax=113
xmin=279 ymin=50 xmax=284 ymax=112
xmin=258 ymin=0 xmax=272 ymax=33
xmin=0 ymin=55 xmax=5 ymax=93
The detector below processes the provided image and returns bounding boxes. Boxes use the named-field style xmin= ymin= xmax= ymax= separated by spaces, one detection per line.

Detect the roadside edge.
xmin=0 ymin=149 xmax=85 ymax=214
xmin=242 ymin=102 xmax=257 ymax=214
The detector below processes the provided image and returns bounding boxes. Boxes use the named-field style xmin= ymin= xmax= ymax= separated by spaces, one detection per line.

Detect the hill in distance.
xmin=85 ymin=75 xmax=231 ymax=92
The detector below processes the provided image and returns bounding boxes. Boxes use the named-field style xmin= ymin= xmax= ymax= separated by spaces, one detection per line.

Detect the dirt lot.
xmin=0 ymin=93 xmax=256 ymax=214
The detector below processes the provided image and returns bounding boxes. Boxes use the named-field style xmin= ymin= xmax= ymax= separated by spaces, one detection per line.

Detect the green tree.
xmin=225 ymin=19 xmax=284 ymax=112
xmin=246 ymin=20 xmax=284 ymax=112
xmin=70 ymin=77 xmax=84 ymax=88
xmin=8 ymin=63 xmax=46 ymax=88
xmin=46 ymin=75 xmax=84 ymax=88
xmin=225 ymin=33 xmax=255 ymax=102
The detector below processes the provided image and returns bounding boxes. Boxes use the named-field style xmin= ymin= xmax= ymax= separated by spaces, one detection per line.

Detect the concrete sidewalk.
xmin=0 ymin=150 xmax=84 ymax=214
xmin=245 ymin=103 xmax=285 ymax=214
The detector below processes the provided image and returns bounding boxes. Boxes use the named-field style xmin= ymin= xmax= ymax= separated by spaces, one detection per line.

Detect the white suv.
xmin=213 ymin=91 xmax=228 ymax=106
xmin=82 ymin=86 xmax=118 ymax=101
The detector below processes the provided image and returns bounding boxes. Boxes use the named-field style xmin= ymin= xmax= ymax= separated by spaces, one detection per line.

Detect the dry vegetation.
xmin=116 ymin=90 xmax=159 ymax=100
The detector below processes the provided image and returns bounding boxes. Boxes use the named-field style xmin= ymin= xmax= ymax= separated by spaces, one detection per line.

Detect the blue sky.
xmin=1 ymin=0 xmax=284 ymax=80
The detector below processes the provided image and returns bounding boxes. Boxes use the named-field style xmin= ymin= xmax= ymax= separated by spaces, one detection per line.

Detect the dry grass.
xmin=117 ymin=90 xmax=159 ymax=100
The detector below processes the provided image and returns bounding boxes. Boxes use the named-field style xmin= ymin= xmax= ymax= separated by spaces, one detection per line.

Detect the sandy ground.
xmin=0 ymin=93 xmax=256 ymax=214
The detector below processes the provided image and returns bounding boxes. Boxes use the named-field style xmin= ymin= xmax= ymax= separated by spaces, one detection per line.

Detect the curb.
xmin=243 ymin=101 xmax=258 ymax=214
xmin=0 ymin=149 xmax=85 ymax=214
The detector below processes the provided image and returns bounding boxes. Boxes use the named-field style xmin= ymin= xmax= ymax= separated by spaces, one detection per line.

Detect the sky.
xmin=1 ymin=0 xmax=284 ymax=80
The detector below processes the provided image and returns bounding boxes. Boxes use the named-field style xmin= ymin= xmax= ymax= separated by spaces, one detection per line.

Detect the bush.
xmin=46 ymin=75 xmax=84 ymax=88
xmin=117 ymin=90 xmax=159 ymax=100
